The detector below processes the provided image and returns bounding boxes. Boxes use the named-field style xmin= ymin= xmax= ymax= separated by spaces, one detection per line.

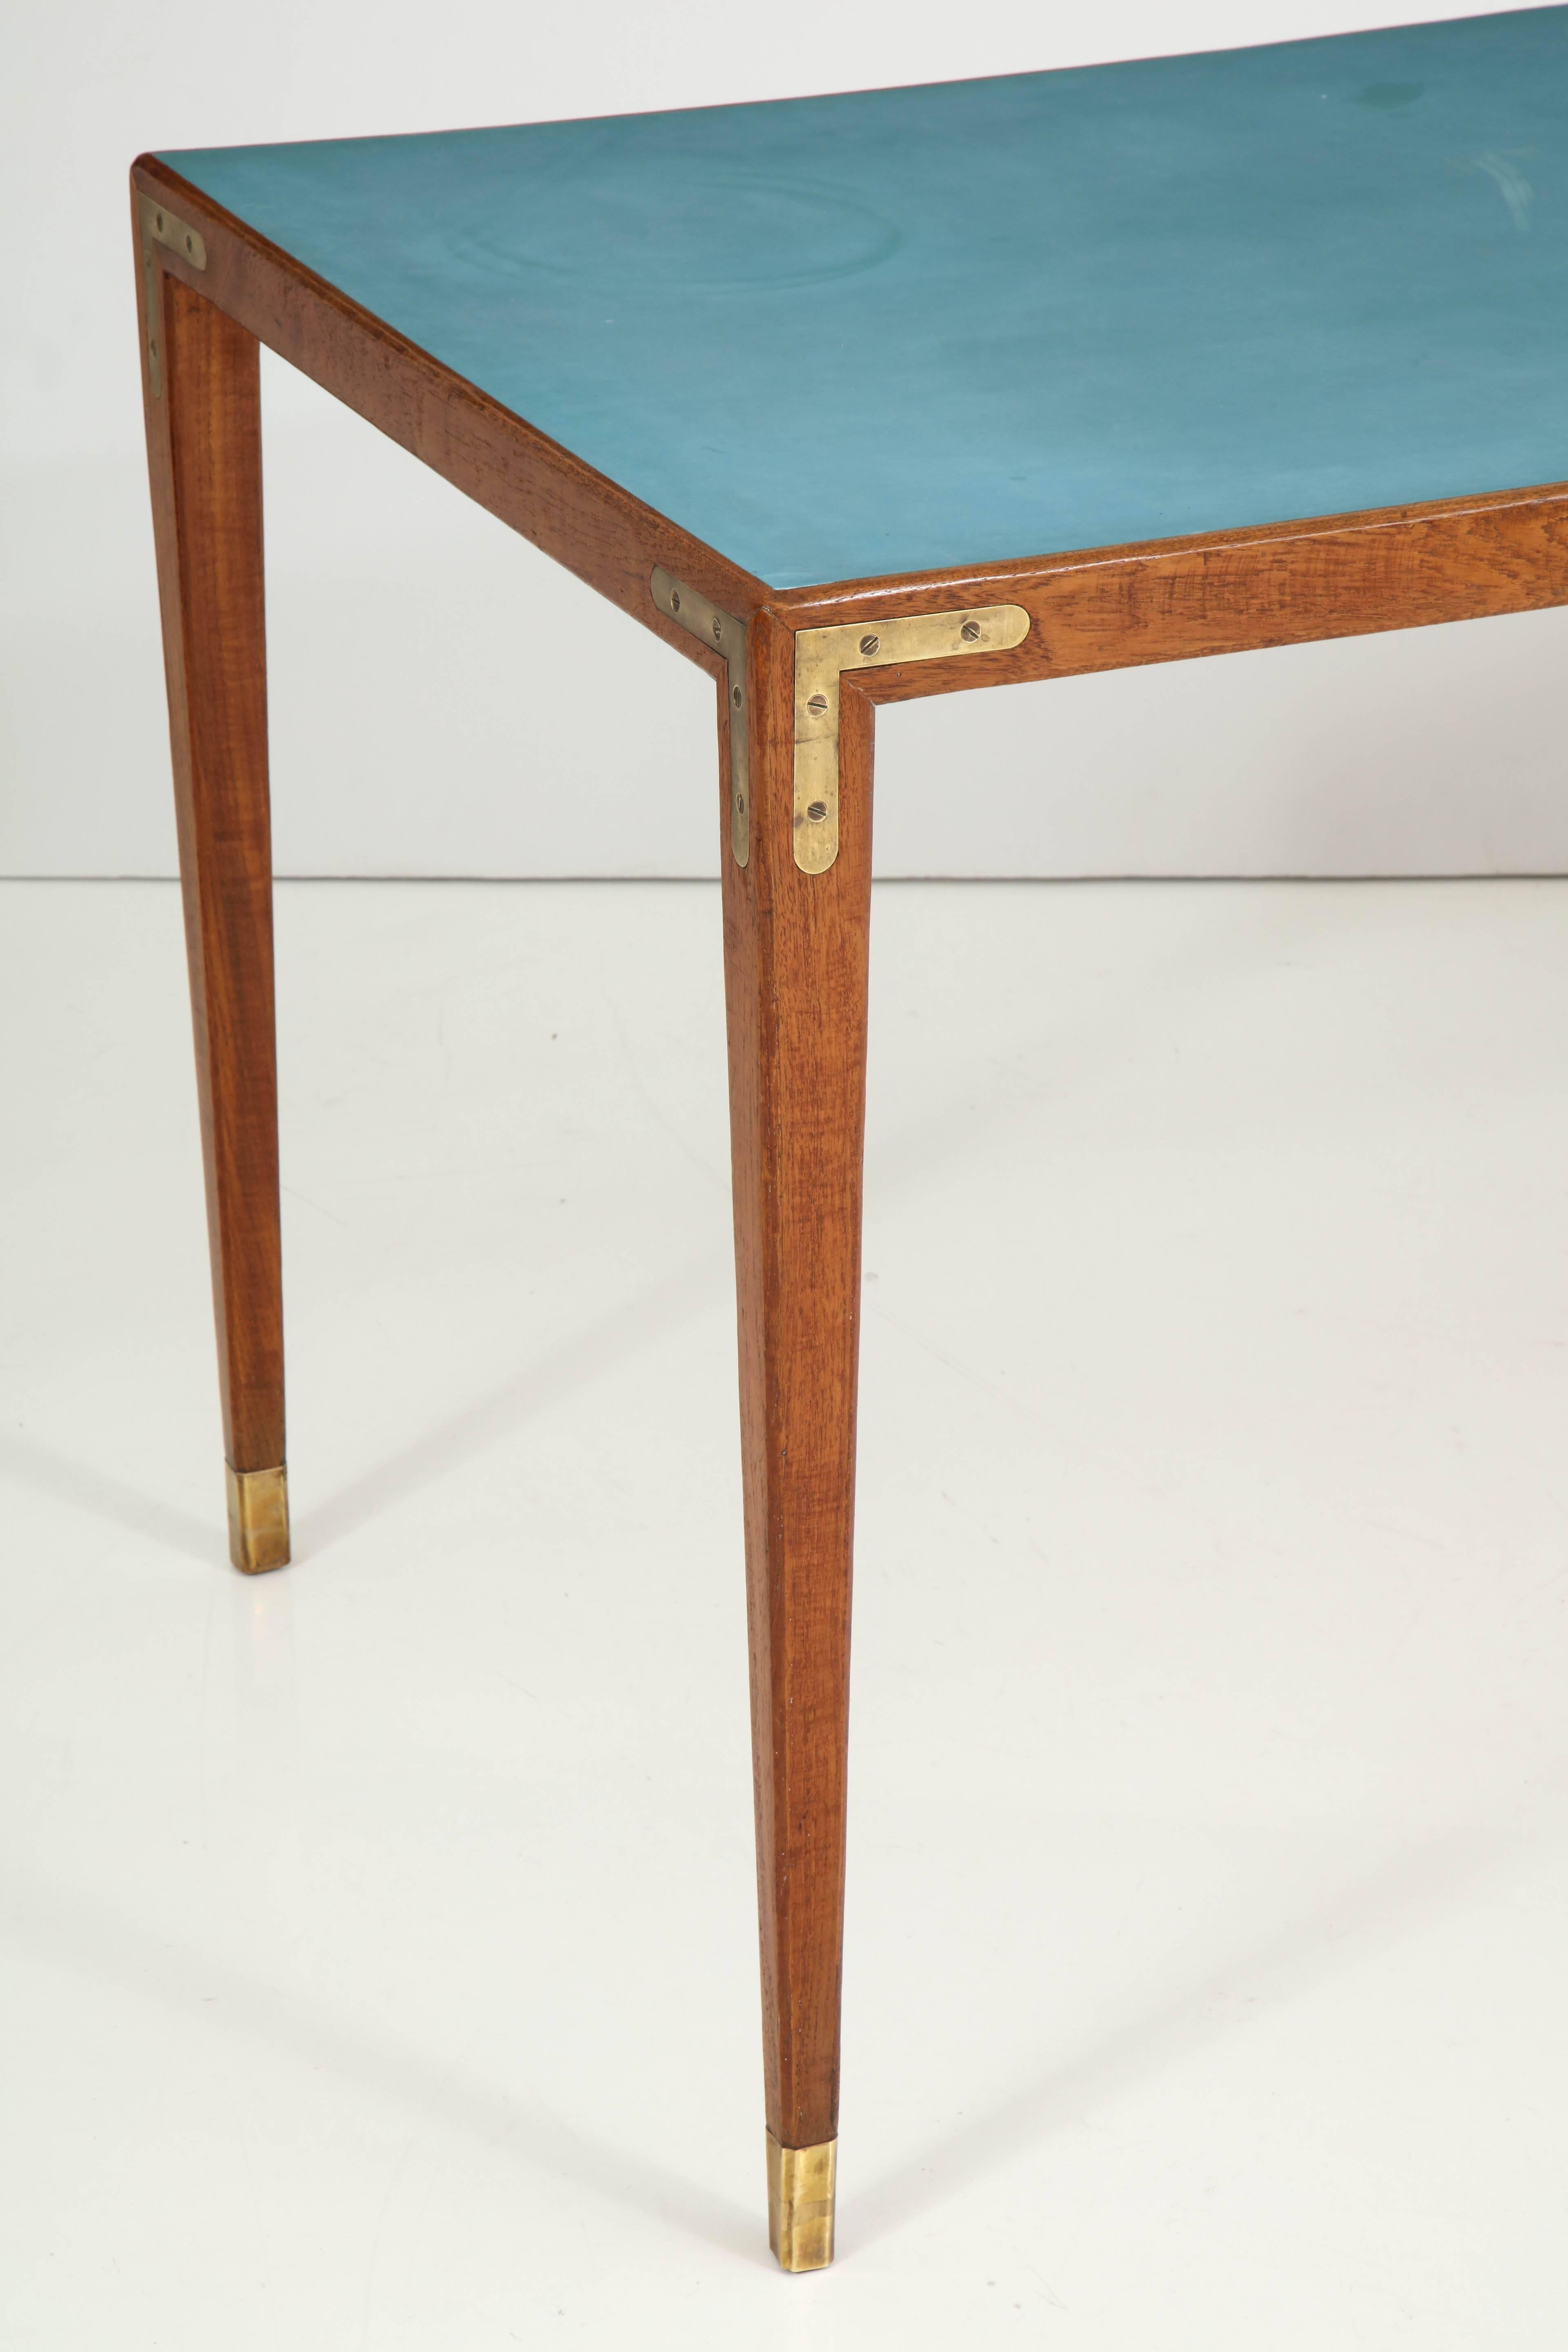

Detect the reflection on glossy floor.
xmin=4 ymin=877 xmax=1568 ymax=2349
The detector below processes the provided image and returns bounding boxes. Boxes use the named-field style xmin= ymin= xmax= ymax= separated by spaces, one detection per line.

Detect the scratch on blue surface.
xmin=1475 ymin=150 xmax=1534 ymax=232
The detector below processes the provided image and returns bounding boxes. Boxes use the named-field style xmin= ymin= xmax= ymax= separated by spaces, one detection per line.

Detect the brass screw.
xmin=712 ymin=617 xmax=723 ymax=644
xmin=732 ymin=684 xmax=742 ymax=706
xmin=859 ymin=632 xmax=879 ymax=657
xmin=670 ymin=589 xmax=682 ymax=612
xmin=155 ymin=210 xmax=165 ymax=231
xmin=806 ymin=692 xmax=829 ymax=714
xmin=736 ymin=794 xmax=745 ymax=812
xmin=961 ymin=619 xmax=981 ymax=642
xmin=806 ymin=800 xmax=828 ymax=821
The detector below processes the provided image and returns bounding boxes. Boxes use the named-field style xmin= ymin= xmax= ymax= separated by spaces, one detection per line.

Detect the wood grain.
xmin=774 ymin=486 xmax=1568 ymax=704
xmin=722 ymin=611 xmax=874 ymax=2150
xmin=137 ymin=216 xmax=285 ymax=1478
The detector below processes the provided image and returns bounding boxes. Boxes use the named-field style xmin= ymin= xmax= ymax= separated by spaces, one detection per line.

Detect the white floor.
xmin=4 ymin=877 xmax=1568 ymax=2348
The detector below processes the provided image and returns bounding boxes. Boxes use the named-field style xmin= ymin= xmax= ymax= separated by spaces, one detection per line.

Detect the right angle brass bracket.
xmin=651 ymin=567 xmax=749 ymax=866
xmin=792 ymin=603 xmax=1031 ymax=873
xmin=137 ymin=194 xmax=207 ymax=399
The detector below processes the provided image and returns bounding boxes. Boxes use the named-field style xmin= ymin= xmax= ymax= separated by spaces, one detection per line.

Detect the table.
xmin=133 ymin=5 xmax=1568 ymax=2271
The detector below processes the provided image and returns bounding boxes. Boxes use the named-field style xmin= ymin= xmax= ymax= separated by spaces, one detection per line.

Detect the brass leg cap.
xmin=225 ymin=1463 xmax=290 ymax=1574
xmin=766 ymin=2131 xmax=836 ymax=2272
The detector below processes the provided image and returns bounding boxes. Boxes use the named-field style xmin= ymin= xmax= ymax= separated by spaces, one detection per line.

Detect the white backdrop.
xmin=6 ymin=0 xmax=1564 ymax=879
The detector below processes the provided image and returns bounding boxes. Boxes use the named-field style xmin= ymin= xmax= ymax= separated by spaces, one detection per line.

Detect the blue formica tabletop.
xmin=161 ymin=9 xmax=1568 ymax=590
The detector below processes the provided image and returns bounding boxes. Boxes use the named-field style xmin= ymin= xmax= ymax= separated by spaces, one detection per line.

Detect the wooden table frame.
xmin=132 ymin=149 xmax=1568 ymax=2273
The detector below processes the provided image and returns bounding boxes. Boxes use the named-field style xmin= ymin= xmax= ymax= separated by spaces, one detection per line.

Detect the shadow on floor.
xmin=0 ymin=1856 xmax=766 ymax=2268
xmin=846 ymin=1797 xmax=1559 ymax=2251
xmin=298 ymin=1255 xmax=722 ymax=1557
xmin=0 ymin=1430 xmax=217 ymax=1568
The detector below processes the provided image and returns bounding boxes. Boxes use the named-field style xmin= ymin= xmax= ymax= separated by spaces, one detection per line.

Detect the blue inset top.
xmin=162 ymin=9 xmax=1568 ymax=588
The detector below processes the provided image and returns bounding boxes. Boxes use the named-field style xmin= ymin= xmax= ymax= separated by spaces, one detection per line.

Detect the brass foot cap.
xmin=225 ymin=1463 xmax=290 ymax=1574
xmin=766 ymin=2131 xmax=836 ymax=2272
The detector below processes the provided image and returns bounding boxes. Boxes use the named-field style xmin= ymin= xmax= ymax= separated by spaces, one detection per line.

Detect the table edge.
xmin=133 ymin=154 xmax=1568 ymax=699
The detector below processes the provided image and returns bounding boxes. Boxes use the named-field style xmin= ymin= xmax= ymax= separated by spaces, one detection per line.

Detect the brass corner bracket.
xmin=650 ymin=568 xmax=749 ymax=866
xmin=766 ymin=2131 xmax=836 ymax=2271
xmin=792 ymin=603 xmax=1031 ymax=873
xmin=138 ymin=194 xmax=207 ymax=399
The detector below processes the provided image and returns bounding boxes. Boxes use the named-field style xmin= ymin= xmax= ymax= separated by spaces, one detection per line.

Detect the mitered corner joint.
xmin=651 ymin=568 xmax=749 ymax=866
xmin=792 ymin=604 xmax=1032 ymax=873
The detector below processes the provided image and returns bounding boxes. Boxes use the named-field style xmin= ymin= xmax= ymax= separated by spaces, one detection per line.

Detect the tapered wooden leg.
xmin=721 ymin=610 xmax=873 ymax=2270
xmin=137 ymin=225 xmax=288 ymax=1573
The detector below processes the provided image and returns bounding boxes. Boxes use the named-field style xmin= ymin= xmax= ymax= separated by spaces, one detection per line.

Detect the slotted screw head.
xmin=806 ymin=692 xmax=829 ymax=715
xmin=859 ymin=632 xmax=880 ymax=657
xmin=670 ymin=588 xmax=682 ymax=611
xmin=806 ymin=801 xmax=828 ymax=821
xmin=961 ymin=619 xmax=982 ymax=642
xmin=732 ymin=683 xmax=742 ymax=707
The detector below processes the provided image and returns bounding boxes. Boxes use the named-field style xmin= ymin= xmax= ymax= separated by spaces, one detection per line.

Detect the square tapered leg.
xmin=137 ymin=234 xmax=288 ymax=1572
xmin=720 ymin=611 xmax=873 ymax=2267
